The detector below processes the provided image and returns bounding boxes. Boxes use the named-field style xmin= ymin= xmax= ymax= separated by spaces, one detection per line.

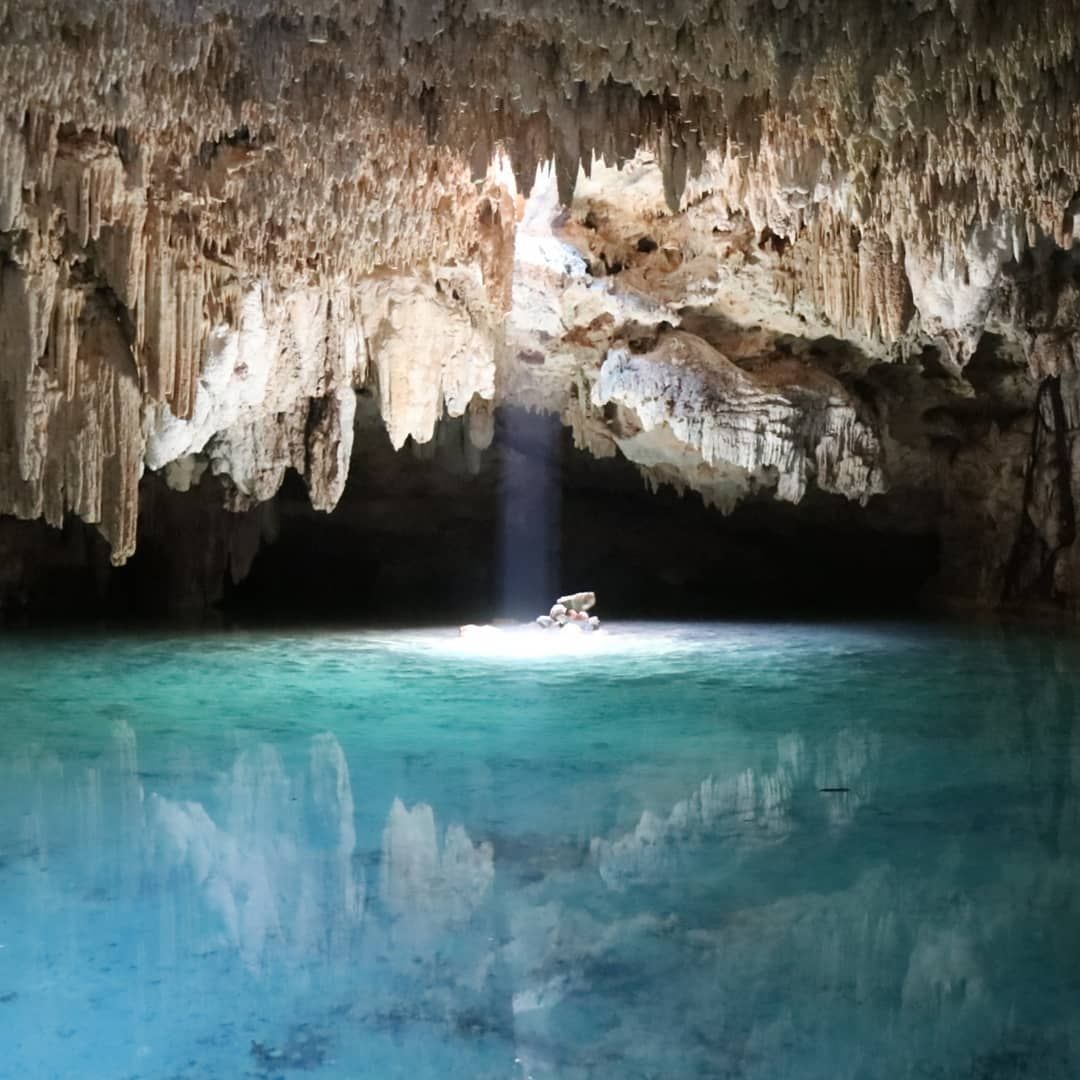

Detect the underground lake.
xmin=1 ymin=621 xmax=1078 ymax=1079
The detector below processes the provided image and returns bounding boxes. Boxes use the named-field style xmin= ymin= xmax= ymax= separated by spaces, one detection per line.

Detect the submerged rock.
xmin=250 ymin=1024 xmax=330 ymax=1073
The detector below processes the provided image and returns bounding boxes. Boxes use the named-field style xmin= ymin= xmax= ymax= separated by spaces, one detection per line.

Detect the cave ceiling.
xmin=2 ymin=1 xmax=1080 ymax=609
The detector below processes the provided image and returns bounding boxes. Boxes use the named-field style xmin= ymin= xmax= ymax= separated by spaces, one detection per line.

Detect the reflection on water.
xmin=0 ymin=623 xmax=1078 ymax=1078
xmin=149 ymin=734 xmax=364 ymax=970
xmin=381 ymin=798 xmax=494 ymax=930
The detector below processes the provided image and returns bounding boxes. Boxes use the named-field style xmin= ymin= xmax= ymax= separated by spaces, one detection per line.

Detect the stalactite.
xmin=589 ymin=331 xmax=885 ymax=513
xmin=3 ymin=0 xmax=1080 ymax=596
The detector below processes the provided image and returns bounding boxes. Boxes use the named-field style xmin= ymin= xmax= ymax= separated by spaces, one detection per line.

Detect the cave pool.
xmin=1 ymin=621 xmax=1079 ymax=1079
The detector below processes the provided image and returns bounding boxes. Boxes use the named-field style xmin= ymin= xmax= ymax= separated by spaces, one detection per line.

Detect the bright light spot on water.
xmin=413 ymin=626 xmax=619 ymax=662
xmin=366 ymin=622 xmax=742 ymax=664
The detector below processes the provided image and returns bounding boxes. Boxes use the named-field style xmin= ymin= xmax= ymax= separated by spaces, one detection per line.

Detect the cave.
xmin=0 ymin=403 xmax=941 ymax=624
xmin=3 ymin=4 xmax=1080 ymax=1078
xmin=230 ymin=409 xmax=939 ymax=623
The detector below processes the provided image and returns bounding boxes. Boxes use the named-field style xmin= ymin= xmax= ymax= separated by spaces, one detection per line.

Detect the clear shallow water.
xmin=0 ymin=621 xmax=1078 ymax=1080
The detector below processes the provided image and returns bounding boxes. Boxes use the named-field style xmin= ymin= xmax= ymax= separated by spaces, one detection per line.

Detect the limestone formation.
xmin=4 ymin=3 xmax=1080 ymax=611
xmin=592 ymin=333 xmax=884 ymax=510
xmin=557 ymin=592 xmax=596 ymax=613
xmin=539 ymin=593 xmax=600 ymax=630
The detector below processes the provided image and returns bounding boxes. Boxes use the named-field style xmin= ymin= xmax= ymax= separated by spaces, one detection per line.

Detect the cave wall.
xmin=0 ymin=472 xmax=265 ymax=621
xmin=3 ymin=3 xmax=1080 ymax=617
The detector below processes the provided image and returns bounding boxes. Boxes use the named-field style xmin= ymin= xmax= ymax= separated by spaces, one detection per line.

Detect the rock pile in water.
xmin=536 ymin=591 xmax=601 ymax=632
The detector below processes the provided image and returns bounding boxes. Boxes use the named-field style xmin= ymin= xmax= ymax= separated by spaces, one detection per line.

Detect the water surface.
xmin=1 ymin=621 xmax=1078 ymax=1079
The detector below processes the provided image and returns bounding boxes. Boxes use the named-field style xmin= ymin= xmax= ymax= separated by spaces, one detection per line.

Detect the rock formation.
xmin=4 ymin=2 xmax=1080 ymax=613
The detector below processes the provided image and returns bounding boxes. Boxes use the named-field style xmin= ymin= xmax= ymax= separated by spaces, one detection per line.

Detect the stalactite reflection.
xmin=2 ymin=628 xmax=1080 ymax=1077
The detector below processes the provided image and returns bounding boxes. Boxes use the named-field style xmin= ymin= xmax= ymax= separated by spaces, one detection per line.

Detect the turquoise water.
xmin=0 ymin=621 xmax=1078 ymax=1079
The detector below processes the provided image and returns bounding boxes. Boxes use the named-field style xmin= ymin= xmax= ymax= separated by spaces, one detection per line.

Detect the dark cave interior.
xmin=0 ymin=407 xmax=940 ymax=626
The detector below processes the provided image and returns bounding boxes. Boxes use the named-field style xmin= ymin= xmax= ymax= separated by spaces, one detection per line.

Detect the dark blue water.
xmin=0 ymin=622 xmax=1078 ymax=1079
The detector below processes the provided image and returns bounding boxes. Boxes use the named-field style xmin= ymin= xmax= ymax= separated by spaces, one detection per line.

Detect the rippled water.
xmin=1 ymin=621 xmax=1079 ymax=1079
